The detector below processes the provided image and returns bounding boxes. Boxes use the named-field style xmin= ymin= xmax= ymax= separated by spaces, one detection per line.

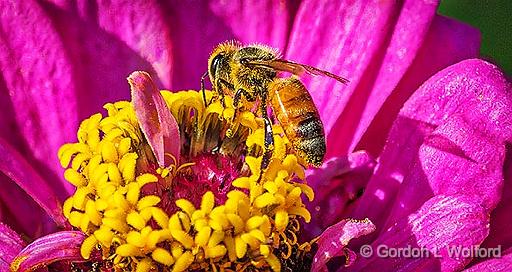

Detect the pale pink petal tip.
xmin=312 ymin=218 xmax=376 ymax=272
xmin=11 ymin=231 xmax=86 ymax=271
xmin=128 ymin=71 xmax=181 ymax=167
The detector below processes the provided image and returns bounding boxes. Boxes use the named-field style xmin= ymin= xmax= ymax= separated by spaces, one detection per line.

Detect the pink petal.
xmin=349 ymin=59 xmax=511 ymax=244
xmin=159 ymin=0 xmax=295 ymax=90
xmin=286 ymin=0 xmax=402 ymax=138
xmin=45 ymin=0 xmax=174 ymax=88
xmin=312 ymin=218 xmax=376 ymax=272
xmin=287 ymin=1 xmax=481 ymax=159
xmin=464 ymin=248 xmax=512 ymax=272
xmin=129 ymin=71 xmax=180 ymax=167
xmin=357 ymin=15 xmax=480 ymax=156
xmin=0 ymin=173 xmax=57 ymax=239
xmin=304 ymin=151 xmax=376 ymax=240
xmin=382 ymin=114 xmax=505 ymax=230
xmin=348 ymin=195 xmax=490 ymax=272
xmin=11 ymin=231 xmax=86 ymax=272
xmin=0 ymin=223 xmax=26 ymax=271
xmin=0 ymin=0 xmax=79 ymax=198
xmin=0 ymin=78 xmax=27 ymax=157
xmin=0 ymin=138 xmax=67 ymax=228
xmin=325 ymin=0 xmax=440 ymax=157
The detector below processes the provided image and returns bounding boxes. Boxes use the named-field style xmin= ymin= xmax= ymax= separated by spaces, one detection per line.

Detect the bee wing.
xmin=246 ymin=59 xmax=349 ymax=84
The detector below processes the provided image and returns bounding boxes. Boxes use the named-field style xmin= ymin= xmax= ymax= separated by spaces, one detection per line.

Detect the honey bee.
xmin=201 ymin=41 xmax=348 ymax=170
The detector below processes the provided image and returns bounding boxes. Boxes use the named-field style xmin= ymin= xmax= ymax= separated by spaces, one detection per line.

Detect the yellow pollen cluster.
xmin=58 ymin=90 xmax=315 ymax=271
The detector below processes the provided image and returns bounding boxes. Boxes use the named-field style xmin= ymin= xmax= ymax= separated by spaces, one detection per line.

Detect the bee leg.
xmin=200 ymin=71 xmax=209 ymax=107
xmin=257 ymin=89 xmax=273 ymax=181
xmin=233 ymin=88 xmax=255 ymax=120
xmin=258 ymin=116 xmax=274 ymax=182
xmin=213 ymin=79 xmax=235 ymax=108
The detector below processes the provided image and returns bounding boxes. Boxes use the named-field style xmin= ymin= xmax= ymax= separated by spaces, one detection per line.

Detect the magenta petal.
xmin=286 ymin=0 xmax=401 ymax=138
xmin=401 ymin=59 xmax=512 ymax=143
xmin=383 ymin=114 xmax=505 ymax=230
xmin=129 ymin=71 xmax=180 ymax=167
xmin=312 ymin=218 xmax=376 ymax=272
xmin=464 ymin=249 xmax=512 ymax=272
xmin=0 ymin=0 xmax=79 ymax=197
xmin=0 ymin=223 xmax=25 ymax=271
xmin=45 ymin=0 xmax=174 ymax=88
xmin=0 ymin=173 xmax=57 ymax=239
xmin=304 ymin=151 xmax=376 ymax=239
xmin=208 ymin=0 xmax=292 ymax=48
xmin=480 ymin=148 xmax=512 ymax=252
xmin=11 ymin=231 xmax=86 ymax=271
xmin=357 ymin=15 xmax=480 ymax=156
xmin=349 ymin=195 xmax=489 ymax=272
xmin=37 ymin=0 xmax=167 ymax=120
xmin=0 ymin=138 xmax=66 ymax=228
xmin=349 ymin=59 xmax=511 ymax=242
xmin=325 ymin=0 xmax=440 ymax=156
xmin=159 ymin=0 xmax=294 ymax=90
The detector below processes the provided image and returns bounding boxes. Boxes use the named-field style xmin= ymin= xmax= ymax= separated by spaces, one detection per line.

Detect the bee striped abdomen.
xmin=270 ymin=78 xmax=326 ymax=166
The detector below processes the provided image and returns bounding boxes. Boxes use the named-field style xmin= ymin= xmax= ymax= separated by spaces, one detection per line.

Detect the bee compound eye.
xmin=210 ymin=54 xmax=224 ymax=76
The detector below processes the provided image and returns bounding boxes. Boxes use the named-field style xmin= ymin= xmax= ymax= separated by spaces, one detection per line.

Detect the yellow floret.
xmin=59 ymin=90 xmax=316 ymax=271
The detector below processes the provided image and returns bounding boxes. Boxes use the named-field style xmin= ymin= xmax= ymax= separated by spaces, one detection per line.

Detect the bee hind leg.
xmin=257 ymin=116 xmax=274 ymax=182
xmin=258 ymin=92 xmax=274 ymax=182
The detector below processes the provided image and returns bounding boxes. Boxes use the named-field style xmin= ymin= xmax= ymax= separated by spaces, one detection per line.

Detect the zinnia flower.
xmin=1 ymin=1 xmax=511 ymax=272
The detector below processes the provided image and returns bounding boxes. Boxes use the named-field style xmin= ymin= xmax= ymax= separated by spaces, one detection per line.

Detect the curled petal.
xmin=0 ymin=223 xmax=25 ymax=271
xmin=480 ymin=147 xmax=512 ymax=251
xmin=350 ymin=59 xmax=512 ymax=244
xmin=349 ymin=195 xmax=489 ymax=272
xmin=381 ymin=113 xmax=505 ymax=232
xmin=312 ymin=218 xmax=375 ymax=272
xmin=129 ymin=71 xmax=181 ymax=167
xmin=11 ymin=231 xmax=86 ymax=272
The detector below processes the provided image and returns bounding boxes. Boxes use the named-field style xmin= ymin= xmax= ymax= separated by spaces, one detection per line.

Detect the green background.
xmin=438 ymin=0 xmax=511 ymax=75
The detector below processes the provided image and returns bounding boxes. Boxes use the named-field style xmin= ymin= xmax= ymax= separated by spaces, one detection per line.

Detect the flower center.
xmin=58 ymin=89 xmax=315 ymax=271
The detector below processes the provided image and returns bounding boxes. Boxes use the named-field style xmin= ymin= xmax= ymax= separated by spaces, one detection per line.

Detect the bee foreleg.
xmin=214 ymin=79 xmax=235 ymax=108
xmin=233 ymin=88 xmax=255 ymax=120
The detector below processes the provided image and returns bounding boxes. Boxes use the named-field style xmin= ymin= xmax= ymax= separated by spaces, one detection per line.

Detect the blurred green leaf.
xmin=438 ymin=0 xmax=512 ymax=75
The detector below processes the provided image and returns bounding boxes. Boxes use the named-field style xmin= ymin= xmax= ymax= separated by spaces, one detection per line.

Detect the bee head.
xmin=208 ymin=41 xmax=240 ymax=83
